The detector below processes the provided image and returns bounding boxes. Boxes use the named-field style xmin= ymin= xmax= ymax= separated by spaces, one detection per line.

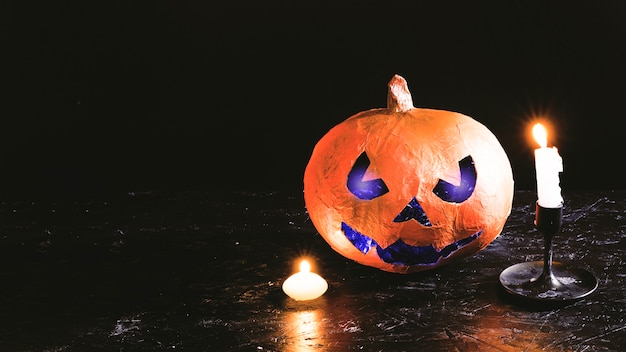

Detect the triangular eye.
xmin=433 ymin=155 xmax=476 ymax=203
xmin=347 ymin=152 xmax=389 ymax=200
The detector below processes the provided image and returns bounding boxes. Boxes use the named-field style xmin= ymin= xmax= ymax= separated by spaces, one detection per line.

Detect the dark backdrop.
xmin=1 ymin=1 xmax=625 ymax=198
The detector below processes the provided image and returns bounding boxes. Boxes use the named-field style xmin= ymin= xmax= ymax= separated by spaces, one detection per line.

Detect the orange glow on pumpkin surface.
xmin=303 ymin=74 xmax=514 ymax=274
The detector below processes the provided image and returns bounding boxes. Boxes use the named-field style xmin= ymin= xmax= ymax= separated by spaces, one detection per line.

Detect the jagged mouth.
xmin=341 ymin=222 xmax=482 ymax=266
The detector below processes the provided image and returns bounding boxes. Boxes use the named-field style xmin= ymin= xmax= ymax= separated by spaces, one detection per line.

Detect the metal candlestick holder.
xmin=499 ymin=202 xmax=598 ymax=302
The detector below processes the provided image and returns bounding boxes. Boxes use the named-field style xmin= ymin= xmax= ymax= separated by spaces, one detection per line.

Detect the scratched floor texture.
xmin=0 ymin=190 xmax=624 ymax=351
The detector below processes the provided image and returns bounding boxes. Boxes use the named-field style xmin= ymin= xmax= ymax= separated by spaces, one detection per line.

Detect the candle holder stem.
xmin=499 ymin=202 xmax=598 ymax=302
xmin=538 ymin=232 xmax=559 ymax=288
xmin=534 ymin=204 xmax=561 ymax=288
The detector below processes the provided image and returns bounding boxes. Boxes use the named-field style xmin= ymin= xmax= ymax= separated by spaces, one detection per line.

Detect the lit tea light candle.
xmin=282 ymin=259 xmax=328 ymax=301
xmin=532 ymin=123 xmax=563 ymax=208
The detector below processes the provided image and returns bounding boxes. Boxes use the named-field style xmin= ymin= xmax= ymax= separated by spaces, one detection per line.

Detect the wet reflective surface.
xmin=0 ymin=190 xmax=625 ymax=351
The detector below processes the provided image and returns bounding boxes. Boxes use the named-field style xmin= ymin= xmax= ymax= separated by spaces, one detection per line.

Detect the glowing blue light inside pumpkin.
xmin=341 ymin=221 xmax=482 ymax=266
xmin=393 ymin=197 xmax=432 ymax=226
xmin=347 ymin=152 xmax=389 ymax=200
xmin=376 ymin=230 xmax=482 ymax=265
xmin=433 ymin=155 xmax=476 ymax=203
xmin=342 ymin=222 xmax=378 ymax=254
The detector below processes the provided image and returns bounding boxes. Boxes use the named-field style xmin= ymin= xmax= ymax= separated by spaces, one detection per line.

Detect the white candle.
xmin=282 ymin=260 xmax=328 ymax=301
xmin=532 ymin=123 xmax=563 ymax=208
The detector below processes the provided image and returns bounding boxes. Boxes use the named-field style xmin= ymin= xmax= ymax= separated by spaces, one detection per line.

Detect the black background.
xmin=2 ymin=1 xmax=625 ymax=198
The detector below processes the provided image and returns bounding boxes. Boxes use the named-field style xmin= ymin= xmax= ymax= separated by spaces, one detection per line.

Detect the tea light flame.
xmin=300 ymin=260 xmax=311 ymax=272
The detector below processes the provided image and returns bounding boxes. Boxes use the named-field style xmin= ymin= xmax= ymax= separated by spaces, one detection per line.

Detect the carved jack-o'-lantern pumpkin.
xmin=303 ymin=75 xmax=514 ymax=274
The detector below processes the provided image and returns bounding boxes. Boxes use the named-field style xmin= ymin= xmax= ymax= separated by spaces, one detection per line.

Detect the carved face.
xmin=304 ymin=78 xmax=514 ymax=273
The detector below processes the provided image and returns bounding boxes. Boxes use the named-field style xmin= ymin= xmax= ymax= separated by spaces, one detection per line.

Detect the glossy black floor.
xmin=0 ymin=190 xmax=624 ymax=351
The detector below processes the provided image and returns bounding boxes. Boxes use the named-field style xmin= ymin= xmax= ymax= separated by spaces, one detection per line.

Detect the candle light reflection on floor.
xmin=284 ymin=309 xmax=323 ymax=352
xmin=273 ymin=287 xmax=566 ymax=352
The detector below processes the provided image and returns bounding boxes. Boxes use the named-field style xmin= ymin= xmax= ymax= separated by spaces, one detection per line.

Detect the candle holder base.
xmin=499 ymin=260 xmax=598 ymax=301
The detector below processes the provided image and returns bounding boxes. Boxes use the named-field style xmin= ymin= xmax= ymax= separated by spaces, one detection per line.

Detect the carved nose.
xmin=393 ymin=197 xmax=432 ymax=226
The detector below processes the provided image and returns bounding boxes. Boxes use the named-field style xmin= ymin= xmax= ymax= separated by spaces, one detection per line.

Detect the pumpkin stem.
xmin=387 ymin=74 xmax=414 ymax=113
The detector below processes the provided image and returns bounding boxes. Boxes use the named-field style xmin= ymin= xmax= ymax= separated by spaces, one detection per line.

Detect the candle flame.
xmin=532 ymin=123 xmax=548 ymax=148
xmin=299 ymin=260 xmax=311 ymax=273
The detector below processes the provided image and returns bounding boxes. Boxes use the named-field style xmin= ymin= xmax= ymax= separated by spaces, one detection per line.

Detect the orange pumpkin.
xmin=303 ymin=74 xmax=514 ymax=273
